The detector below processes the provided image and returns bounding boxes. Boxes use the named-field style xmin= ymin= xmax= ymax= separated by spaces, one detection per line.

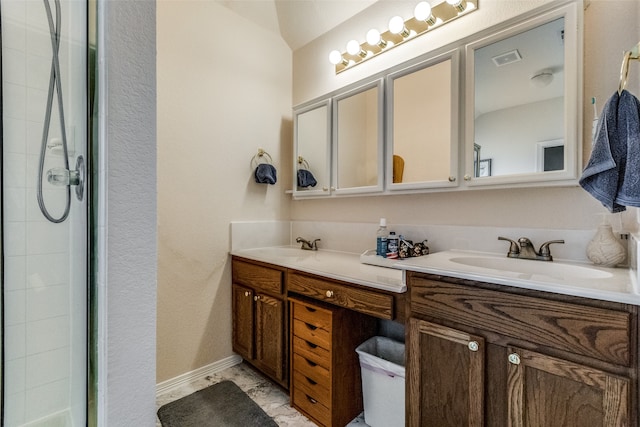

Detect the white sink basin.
xmin=450 ymin=256 xmax=614 ymax=280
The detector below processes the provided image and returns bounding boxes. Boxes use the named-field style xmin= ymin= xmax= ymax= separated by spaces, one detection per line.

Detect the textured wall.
xmin=102 ymin=0 xmax=157 ymax=425
xmin=156 ymin=1 xmax=292 ymax=382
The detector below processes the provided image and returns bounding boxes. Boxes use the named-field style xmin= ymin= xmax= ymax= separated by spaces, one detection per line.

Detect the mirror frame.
xmin=331 ymin=78 xmax=385 ymax=195
xmin=386 ymin=49 xmax=460 ymax=191
xmin=293 ymin=99 xmax=332 ymax=197
xmin=464 ymin=2 xmax=582 ymax=187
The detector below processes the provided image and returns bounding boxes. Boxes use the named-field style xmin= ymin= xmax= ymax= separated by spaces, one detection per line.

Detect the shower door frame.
xmin=0 ymin=0 xmax=98 ymax=425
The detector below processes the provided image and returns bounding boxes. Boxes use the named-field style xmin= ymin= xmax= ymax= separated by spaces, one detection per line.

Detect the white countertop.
xmin=231 ymin=246 xmax=406 ymax=293
xmin=232 ymin=246 xmax=640 ymax=305
xmin=396 ymin=249 xmax=640 ymax=305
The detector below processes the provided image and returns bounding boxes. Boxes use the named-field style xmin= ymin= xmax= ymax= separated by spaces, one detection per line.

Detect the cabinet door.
xmin=407 ymin=318 xmax=485 ymax=427
xmin=255 ymin=294 xmax=285 ymax=382
xmin=232 ymin=284 xmax=254 ymax=360
xmin=507 ymin=347 xmax=630 ymax=427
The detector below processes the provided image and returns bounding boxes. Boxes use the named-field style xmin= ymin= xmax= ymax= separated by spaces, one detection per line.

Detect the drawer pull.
xmin=508 ymin=353 xmax=521 ymax=365
xmin=305 ymin=340 xmax=318 ymax=349
xmin=305 ymin=358 xmax=318 ymax=367
xmin=306 ymin=395 xmax=318 ymax=405
xmin=468 ymin=341 xmax=479 ymax=352
xmin=325 ymin=290 xmax=334 ymax=298
xmin=305 ymin=306 xmax=317 ymax=312
xmin=244 ymin=291 xmax=250 ymax=297
xmin=305 ymin=376 xmax=318 ymax=386
xmin=305 ymin=322 xmax=318 ymax=331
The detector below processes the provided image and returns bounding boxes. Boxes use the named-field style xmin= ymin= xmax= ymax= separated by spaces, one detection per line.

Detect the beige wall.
xmin=156 ymin=1 xmax=292 ymax=382
xmin=291 ymin=0 xmax=640 ymax=231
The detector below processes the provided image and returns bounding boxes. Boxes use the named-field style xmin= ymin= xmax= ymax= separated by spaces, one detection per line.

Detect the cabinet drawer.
xmin=232 ymin=258 xmax=283 ymax=295
xmin=411 ymin=277 xmax=632 ymax=366
xmin=292 ymin=386 xmax=330 ymax=427
xmin=292 ymin=336 xmax=330 ymax=370
xmin=293 ymin=300 xmax=332 ymax=330
xmin=288 ymin=272 xmax=394 ymax=319
xmin=293 ymin=373 xmax=330 ymax=408
xmin=293 ymin=352 xmax=331 ymax=390
xmin=293 ymin=319 xmax=331 ymax=350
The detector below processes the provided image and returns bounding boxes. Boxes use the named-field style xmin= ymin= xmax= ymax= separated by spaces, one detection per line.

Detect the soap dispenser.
xmin=586 ymin=213 xmax=626 ymax=267
xmin=376 ymin=218 xmax=388 ymax=257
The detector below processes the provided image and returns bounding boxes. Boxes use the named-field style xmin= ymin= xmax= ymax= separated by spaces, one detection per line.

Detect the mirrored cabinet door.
xmin=293 ymin=99 xmax=332 ymax=197
xmin=464 ymin=2 xmax=580 ymax=187
xmin=386 ymin=50 xmax=460 ymax=191
xmin=332 ymin=79 xmax=384 ymax=195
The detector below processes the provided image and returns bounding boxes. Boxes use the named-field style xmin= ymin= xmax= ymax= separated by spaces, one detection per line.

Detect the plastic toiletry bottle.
xmin=376 ymin=218 xmax=388 ymax=257
xmin=387 ymin=231 xmax=399 ymax=259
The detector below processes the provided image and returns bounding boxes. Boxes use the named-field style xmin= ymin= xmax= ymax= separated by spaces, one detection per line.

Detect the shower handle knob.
xmin=46 ymin=156 xmax=85 ymax=201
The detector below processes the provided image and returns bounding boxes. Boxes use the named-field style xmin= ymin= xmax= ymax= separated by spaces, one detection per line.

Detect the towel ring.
xmin=297 ymin=156 xmax=310 ymax=170
xmin=250 ymin=148 xmax=273 ymax=169
xmin=618 ymin=51 xmax=632 ymax=95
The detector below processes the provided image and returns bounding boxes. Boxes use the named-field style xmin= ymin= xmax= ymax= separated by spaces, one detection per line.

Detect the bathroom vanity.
xmin=231 ymin=248 xmax=406 ymax=426
xmin=406 ymin=272 xmax=636 ymax=426
xmin=231 ymin=244 xmax=639 ymax=426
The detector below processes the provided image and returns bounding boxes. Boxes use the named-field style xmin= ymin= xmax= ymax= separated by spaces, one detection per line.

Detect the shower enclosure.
xmin=1 ymin=0 xmax=93 ymax=425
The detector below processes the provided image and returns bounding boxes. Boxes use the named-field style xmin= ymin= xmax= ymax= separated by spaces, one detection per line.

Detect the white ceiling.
xmin=215 ymin=0 xmax=376 ymax=50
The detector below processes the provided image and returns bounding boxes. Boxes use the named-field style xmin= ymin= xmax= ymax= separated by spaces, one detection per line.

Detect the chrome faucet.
xmin=498 ymin=236 xmax=564 ymax=261
xmin=296 ymin=237 xmax=321 ymax=251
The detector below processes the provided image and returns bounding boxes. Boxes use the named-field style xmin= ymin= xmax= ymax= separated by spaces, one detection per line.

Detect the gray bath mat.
xmin=157 ymin=380 xmax=278 ymax=427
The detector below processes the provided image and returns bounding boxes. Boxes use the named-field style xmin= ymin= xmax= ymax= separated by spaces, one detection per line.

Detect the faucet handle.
xmin=498 ymin=237 xmax=520 ymax=257
xmin=538 ymin=240 xmax=564 ymax=259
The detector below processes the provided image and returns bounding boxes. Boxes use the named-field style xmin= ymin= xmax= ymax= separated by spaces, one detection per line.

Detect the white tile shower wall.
xmin=2 ymin=1 xmax=79 ymax=424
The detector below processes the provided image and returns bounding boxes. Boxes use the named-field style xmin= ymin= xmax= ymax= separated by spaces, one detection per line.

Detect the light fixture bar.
xmin=330 ymin=0 xmax=478 ymax=74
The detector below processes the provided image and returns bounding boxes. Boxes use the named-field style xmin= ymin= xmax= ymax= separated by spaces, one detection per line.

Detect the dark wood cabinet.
xmin=289 ymin=297 xmax=377 ymax=427
xmin=232 ymin=258 xmax=288 ymax=388
xmin=407 ymin=272 xmax=638 ymax=427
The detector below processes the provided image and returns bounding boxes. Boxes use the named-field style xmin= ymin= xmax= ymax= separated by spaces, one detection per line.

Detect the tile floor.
xmin=156 ymin=362 xmax=368 ymax=427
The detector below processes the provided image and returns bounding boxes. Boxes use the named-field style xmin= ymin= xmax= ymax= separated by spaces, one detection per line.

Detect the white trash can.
xmin=355 ymin=336 xmax=405 ymax=427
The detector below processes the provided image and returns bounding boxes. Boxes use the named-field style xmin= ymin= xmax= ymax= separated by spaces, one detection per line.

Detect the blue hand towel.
xmin=297 ymin=169 xmax=317 ymax=188
xmin=254 ymin=163 xmax=277 ymax=185
xmin=580 ymin=90 xmax=640 ymax=212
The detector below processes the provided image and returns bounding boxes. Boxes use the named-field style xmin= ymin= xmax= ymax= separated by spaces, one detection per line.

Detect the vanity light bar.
xmin=329 ymin=0 xmax=478 ymax=74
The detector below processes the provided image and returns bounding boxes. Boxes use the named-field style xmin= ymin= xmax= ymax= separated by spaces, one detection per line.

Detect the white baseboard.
xmin=156 ymin=354 xmax=243 ymax=396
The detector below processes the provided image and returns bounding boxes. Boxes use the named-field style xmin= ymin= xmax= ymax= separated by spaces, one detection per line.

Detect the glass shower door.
xmin=1 ymin=0 xmax=88 ymax=425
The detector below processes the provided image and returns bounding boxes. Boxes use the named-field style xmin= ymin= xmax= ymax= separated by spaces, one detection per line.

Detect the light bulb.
xmin=366 ymin=28 xmax=387 ymax=48
xmin=446 ymin=0 xmax=466 ymax=12
xmin=414 ymin=2 xmax=436 ymax=26
xmin=389 ymin=16 xmax=410 ymax=38
xmin=329 ymin=50 xmax=346 ymax=66
xmin=346 ymin=39 xmax=364 ymax=57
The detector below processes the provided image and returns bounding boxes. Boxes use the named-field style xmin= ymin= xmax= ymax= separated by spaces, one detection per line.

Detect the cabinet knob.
xmin=468 ymin=341 xmax=479 ymax=352
xmin=508 ymin=353 xmax=521 ymax=365
xmin=244 ymin=291 xmax=250 ymax=297
xmin=448 ymin=176 xmax=456 ymax=182
xmin=325 ymin=290 xmax=334 ymax=298
xmin=464 ymin=174 xmax=472 ymax=181
xmin=322 ymin=186 xmax=329 ymax=191
xmin=254 ymin=295 xmax=260 ymax=301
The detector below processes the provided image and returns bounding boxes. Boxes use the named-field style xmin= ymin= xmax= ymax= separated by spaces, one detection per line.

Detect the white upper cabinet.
xmin=293 ymin=99 xmax=332 ymax=197
xmin=292 ymin=1 xmax=583 ymax=198
xmin=332 ymin=79 xmax=384 ymax=195
xmin=464 ymin=2 xmax=581 ymax=187
xmin=386 ymin=50 xmax=460 ymax=191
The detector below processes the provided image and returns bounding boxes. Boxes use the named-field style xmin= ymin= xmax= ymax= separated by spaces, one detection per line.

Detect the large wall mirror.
xmin=332 ymin=79 xmax=384 ymax=195
xmin=293 ymin=99 xmax=331 ymax=196
xmin=465 ymin=2 xmax=580 ymax=186
xmin=386 ymin=50 xmax=459 ymax=191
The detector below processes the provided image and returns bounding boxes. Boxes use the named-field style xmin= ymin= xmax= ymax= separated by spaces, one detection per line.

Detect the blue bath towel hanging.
xmin=580 ymin=90 xmax=640 ymax=212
